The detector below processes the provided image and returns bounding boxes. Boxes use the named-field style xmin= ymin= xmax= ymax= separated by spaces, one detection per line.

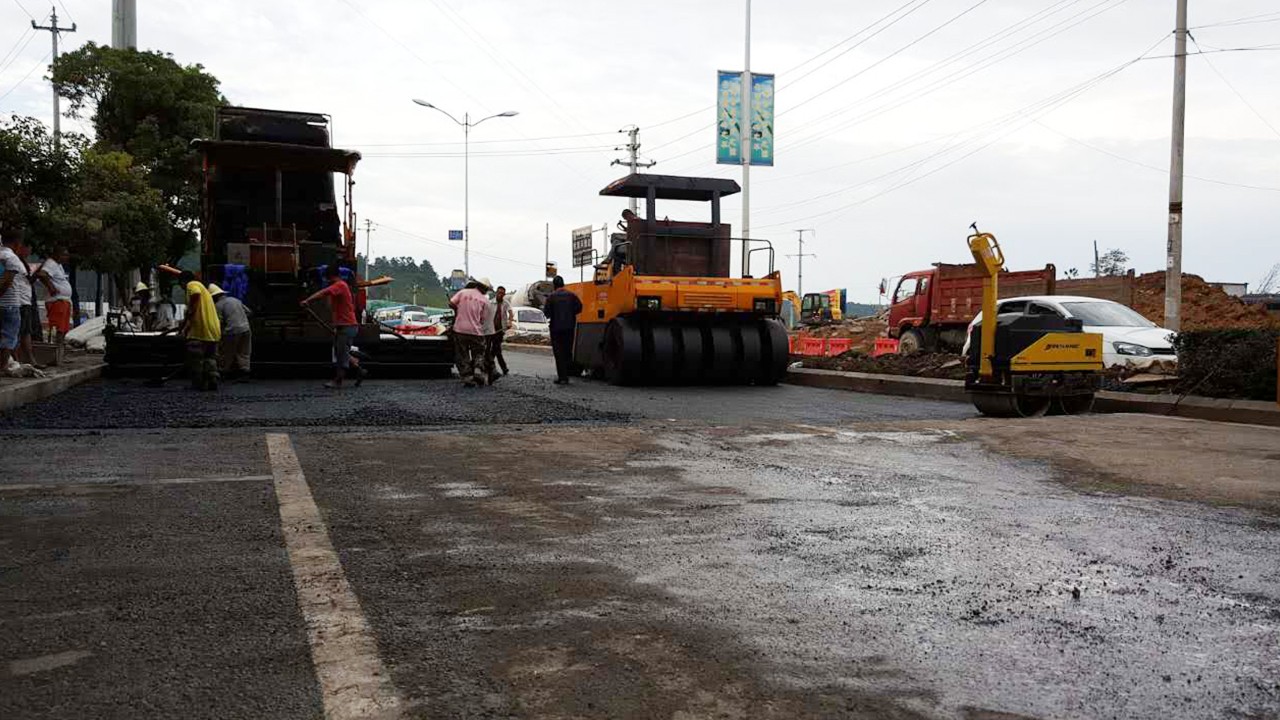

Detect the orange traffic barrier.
xmin=872 ymin=337 xmax=899 ymax=357
xmin=826 ymin=338 xmax=853 ymax=356
xmin=800 ymin=337 xmax=826 ymax=356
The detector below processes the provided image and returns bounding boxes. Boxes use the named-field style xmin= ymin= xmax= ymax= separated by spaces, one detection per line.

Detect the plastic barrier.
xmin=826 ymin=338 xmax=853 ymax=357
xmin=872 ymin=337 xmax=899 ymax=357
xmin=788 ymin=334 xmax=798 ymax=354
xmin=800 ymin=337 xmax=826 ymax=356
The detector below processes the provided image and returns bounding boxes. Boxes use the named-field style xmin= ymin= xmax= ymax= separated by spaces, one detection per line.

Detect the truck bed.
xmin=931 ymin=263 xmax=1056 ymax=325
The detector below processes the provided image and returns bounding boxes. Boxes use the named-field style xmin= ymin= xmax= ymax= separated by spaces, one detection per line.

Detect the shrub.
xmin=1173 ymin=329 xmax=1278 ymax=401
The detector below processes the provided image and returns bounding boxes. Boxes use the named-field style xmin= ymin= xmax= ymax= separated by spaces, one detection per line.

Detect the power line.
xmin=0 ymin=49 xmax=51 ymax=104
xmin=363 ymin=144 xmax=617 ymax=158
xmin=0 ymin=28 xmax=36 ymax=75
xmin=351 ymin=130 xmax=619 ymax=147
xmin=376 ymin=222 xmax=542 ymax=269
xmin=782 ymin=0 xmax=936 ymax=88
xmin=9 ymin=0 xmax=34 ymax=20
xmin=753 ymin=35 xmax=1169 ymax=230
xmin=1035 ymin=121 xmax=1280 ymax=192
xmin=1190 ymin=11 xmax=1280 ymax=29
xmin=1189 ymin=34 xmax=1280 ymax=140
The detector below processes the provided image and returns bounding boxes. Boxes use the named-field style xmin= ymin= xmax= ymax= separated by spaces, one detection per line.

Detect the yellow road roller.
xmin=568 ymin=174 xmax=789 ymax=385
xmin=964 ymin=226 xmax=1103 ymax=417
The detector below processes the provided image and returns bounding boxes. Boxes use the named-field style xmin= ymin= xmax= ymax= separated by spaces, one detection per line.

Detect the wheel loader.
xmin=568 ymin=174 xmax=789 ymax=385
xmin=964 ymin=226 xmax=1102 ymax=417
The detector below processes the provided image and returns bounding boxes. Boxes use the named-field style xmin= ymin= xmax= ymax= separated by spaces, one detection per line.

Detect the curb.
xmin=0 ymin=363 xmax=105 ymax=413
xmin=784 ymin=367 xmax=1280 ymax=427
xmin=506 ymin=343 xmax=553 ymax=355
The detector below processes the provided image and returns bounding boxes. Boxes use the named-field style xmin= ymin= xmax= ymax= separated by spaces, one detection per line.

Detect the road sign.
xmin=448 ymin=230 xmax=463 ymax=241
xmin=571 ymin=225 xmax=594 ymax=268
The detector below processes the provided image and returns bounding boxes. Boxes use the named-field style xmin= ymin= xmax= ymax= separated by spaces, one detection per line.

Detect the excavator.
xmin=568 ymin=174 xmax=789 ymax=385
xmin=964 ymin=225 xmax=1102 ymax=417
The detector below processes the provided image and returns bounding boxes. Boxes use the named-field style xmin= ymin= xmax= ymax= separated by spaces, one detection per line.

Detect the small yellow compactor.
xmin=964 ymin=226 xmax=1104 ymax=417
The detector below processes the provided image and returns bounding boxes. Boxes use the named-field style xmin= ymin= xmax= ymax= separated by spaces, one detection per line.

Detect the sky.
xmin=1 ymin=0 xmax=1277 ymax=301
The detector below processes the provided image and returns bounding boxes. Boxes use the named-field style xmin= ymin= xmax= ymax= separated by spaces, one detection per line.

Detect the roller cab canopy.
xmin=192 ymin=140 xmax=361 ymax=174
xmin=600 ymin=174 xmax=740 ymax=202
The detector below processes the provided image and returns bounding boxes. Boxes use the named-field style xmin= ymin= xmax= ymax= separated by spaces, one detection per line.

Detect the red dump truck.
xmin=887 ymin=263 xmax=1058 ymax=353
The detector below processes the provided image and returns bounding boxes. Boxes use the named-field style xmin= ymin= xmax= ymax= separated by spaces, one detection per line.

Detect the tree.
xmin=51 ymin=43 xmax=226 ymax=261
xmin=1092 ymin=248 xmax=1129 ymax=277
xmin=1063 ymin=267 xmax=1080 ymax=279
xmin=0 ymin=115 xmax=81 ymax=245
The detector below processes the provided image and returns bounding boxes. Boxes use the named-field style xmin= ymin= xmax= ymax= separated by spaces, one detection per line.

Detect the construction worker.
xmin=543 ymin=276 xmax=582 ymax=385
xmin=130 ymin=281 xmax=154 ymax=331
xmin=32 ymin=247 xmax=73 ymax=346
xmin=301 ymin=264 xmax=365 ymax=389
xmin=486 ymin=285 xmax=515 ymax=381
xmin=178 ymin=271 xmax=221 ymax=391
xmin=449 ymin=277 xmax=491 ymax=387
xmin=209 ymin=284 xmax=252 ymax=380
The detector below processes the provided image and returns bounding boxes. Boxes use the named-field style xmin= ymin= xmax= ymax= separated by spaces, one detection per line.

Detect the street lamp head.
xmin=412 ymin=99 xmax=435 ymax=109
xmin=498 ymin=111 xmax=519 ymax=117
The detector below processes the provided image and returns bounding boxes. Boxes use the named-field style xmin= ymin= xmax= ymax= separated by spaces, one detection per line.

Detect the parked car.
xmin=396 ymin=310 xmax=450 ymax=336
xmin=964 ymin=295 xmax=1177 ymax=369
xmin=511 ymin=307 xmax=550 ymax=336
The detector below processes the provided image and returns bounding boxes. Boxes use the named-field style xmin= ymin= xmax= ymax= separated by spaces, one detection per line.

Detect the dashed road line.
xmin=266 ymin=433 xmax=404 ymax=720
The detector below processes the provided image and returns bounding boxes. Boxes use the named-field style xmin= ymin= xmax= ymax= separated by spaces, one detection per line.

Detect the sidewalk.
xmin=0 ymin=351 xmax=105 ymax=413
xmin=784 ymin=367 xmax=1280 ymax=427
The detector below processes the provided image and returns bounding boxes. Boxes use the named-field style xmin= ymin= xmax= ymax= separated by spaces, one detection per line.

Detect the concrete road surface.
xmin=2 ymin=351 xmax=1277 ymax=719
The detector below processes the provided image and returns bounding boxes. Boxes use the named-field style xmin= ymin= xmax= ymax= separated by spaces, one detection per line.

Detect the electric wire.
xmin=0 ymin=28 xmax=35 ymax=75
xmin=1189 ymin=33 xmax=1280 ymax=140
xmin=1035 ymin=121 xmax=1280 ymax=192
xmin=0 ymin=49 xmax=51 ymax=104
xmin=9 ymin=0 xmax=33 ymax=20
xmin=376 ymin=222 xmax=543 ymax=269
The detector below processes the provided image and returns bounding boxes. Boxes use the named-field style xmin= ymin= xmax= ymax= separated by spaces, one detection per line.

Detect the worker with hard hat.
xmin=209 ymin=283 xmax=252 ymax=380
xmin=130 ymin=281 xmax=154 ymax=331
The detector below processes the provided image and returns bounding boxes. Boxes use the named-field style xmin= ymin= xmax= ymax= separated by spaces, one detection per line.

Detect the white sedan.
xmin=511 ymin=307 xmax=550 ymax=337
xmin=964 ymin=295 xmax=1177 ymax=369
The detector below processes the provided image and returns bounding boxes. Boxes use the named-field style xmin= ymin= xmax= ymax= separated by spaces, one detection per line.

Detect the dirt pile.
xmin=1133 ymin=272 xmax=1277 ymax=330
xmin=801 ymin=351 xmax=966 ymax=379
xmin=789 ymin=315 xmax=888 ymax=354
xmin=506 ymin=333 xmax=550 ymax=346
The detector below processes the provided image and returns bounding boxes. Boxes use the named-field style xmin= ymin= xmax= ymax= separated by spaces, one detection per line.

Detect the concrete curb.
xmin=0 ymin=363 xmax=105 ymax=413
xmin=506 ymin=343 xmax=553 ymax=355
xmin=784 ymin=367 xmax=1280 ymax=427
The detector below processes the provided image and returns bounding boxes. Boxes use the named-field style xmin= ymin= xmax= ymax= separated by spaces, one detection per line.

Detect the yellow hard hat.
xmin=135 ymin=281 xmax=150 ymax=293
xmin=207 ymin=283 xmax=225 ymax=296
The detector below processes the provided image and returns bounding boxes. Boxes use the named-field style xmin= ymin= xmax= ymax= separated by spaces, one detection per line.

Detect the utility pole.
xmin=31 ymin=7 xmax=76 ymax=149
xmin=611 ymin=127 xmax=656 ymax=215
xmin=740 ymin=0 xmax=753 ymax=276
xmin=1093 ymin=240 xmax=1100 ymax=278
xmin=787 ymin=229 xmax=816 ymax=297
xmin=1165 ymin=0 xmax=1188 ymax=331
xmin=111 ymin=0 xmax=136 ymax=49
xmin=363 ymin=219 xmax=375 ymax=282
xmin=544 ymin=222 xmax=550 ymax=270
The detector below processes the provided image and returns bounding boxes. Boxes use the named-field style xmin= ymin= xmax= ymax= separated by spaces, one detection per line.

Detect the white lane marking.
xmin=266 ymin=433 xmax=404 ymax=719
xmin=0 ymin=475 xmax=274 ymax=493
xmin=7 ymin=650 xmax=92 ymax=676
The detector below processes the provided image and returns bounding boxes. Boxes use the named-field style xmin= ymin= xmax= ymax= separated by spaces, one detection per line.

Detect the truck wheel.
xmin=898 ymin=328 xmax=925 ymax=355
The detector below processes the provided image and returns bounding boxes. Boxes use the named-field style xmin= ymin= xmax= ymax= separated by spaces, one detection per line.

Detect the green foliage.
xmin=1091 ymin=248 xmax=1129 ymax=277
xmin=1173 ymin=329 xmax=1278 ymax=401
xmin=0 ymin=116 xmax=168 ymax=276
xmin=51 ymin=43 xmax=225 ymax=259
xmin=0 ymin=115 xmax=82 ymax=243
xmin=359 ymin=255 xmax=449 ymax=307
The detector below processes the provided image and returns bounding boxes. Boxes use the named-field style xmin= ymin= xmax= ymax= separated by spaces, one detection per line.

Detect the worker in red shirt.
xmin=301 ymin=264 xmax=366 ymax=389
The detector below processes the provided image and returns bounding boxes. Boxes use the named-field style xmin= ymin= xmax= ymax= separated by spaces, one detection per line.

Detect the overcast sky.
xmin=2 ymin=0 xmax=1277 ymax=300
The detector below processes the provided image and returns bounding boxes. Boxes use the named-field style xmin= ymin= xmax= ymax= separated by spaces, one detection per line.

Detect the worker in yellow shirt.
xmin=179 ymin=271 xmax=222 ymax=391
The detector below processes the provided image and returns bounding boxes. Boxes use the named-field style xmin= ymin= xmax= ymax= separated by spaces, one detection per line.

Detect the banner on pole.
xmin=715 ymin=70 xmax=743 ymax=165
xmin=571 ymin=225 xmax=594 ymax=268
xmin=749 ymin=73 xmax=775 ymax=167
xmin=716 ymin=71 xmax=774 ymax=166
xmin=448 ymin=229 xmax=463 ymax=241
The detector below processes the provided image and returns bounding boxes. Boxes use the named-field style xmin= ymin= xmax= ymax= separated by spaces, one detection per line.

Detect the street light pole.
xmin=412 ymin=100 xmax=518 ymax=279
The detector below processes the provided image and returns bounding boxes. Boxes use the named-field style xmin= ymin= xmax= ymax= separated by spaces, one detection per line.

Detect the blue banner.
xmin=716 ymin=70 xmax=743 ymax=165
xmin=750 ymin=73 xmax=775 ymax=167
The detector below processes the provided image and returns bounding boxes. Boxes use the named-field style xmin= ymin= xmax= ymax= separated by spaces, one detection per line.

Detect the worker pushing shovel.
xmin=301 ymin=264 xmax=367 ymax=389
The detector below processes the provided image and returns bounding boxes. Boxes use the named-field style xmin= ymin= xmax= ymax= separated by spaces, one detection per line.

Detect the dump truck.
xmin=887 ymin=263 xmax=1057 ymax=354
xmin=568 ymin=174 xmax=789 ymax=385
xmin=104 ymin=107 xmax=453 ymax=377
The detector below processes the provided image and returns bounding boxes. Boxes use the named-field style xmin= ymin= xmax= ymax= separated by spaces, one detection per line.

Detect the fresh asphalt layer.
xmin=2 ymin=351 xmax=1277 ymax=719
